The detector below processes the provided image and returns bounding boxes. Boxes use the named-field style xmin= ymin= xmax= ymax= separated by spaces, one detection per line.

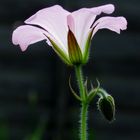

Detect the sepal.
xmin=68 ymin=28 xmax=83 ymax=65
xmin=87 ymin=79 xmax=100 ymax=103
xmin=83 ymin=29 xmax=93 ymax=64
xmin=69 ymin=76 xmax=82 ymax=101
xmin=44 ymin=34 xmax=72 ymax=66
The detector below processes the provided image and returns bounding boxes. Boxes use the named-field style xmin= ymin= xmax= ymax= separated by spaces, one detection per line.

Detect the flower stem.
xmin=80 ymin=102 xmax=88 ymax=140
xmin=75 ymin=65 xmax=85 ymax=100
xmin=75 ymin=65 xmax=88 ymax=140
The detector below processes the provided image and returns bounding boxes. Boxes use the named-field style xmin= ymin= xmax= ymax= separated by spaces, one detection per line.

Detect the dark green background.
xmin=0 ymin=0 xmax=139 ymax=140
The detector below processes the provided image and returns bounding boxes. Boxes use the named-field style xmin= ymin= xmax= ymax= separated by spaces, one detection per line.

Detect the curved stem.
xmin=75 ymin=65 xmax=88 ymax=140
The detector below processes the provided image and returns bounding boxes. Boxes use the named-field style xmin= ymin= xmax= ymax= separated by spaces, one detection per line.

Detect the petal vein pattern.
xmin=25 ymin=5 xmax=70 ymax=55
xmin=67 ymin=4 xmax=115 ymax=53
xmin=12 ymin=25 xmax=48 ymax=51
xmin=92 ymin=16 xmax=127 ymax=37
xmin=67 ymin=10 xmax=96 ymax=53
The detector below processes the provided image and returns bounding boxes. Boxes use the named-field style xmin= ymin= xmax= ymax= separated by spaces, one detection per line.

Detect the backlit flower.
xmin=12 ymin=4 xmax=127 ymax=65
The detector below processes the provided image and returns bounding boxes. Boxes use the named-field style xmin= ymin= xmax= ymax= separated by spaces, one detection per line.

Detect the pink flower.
xmin=12 ymin=4 xmax=127 ymax=65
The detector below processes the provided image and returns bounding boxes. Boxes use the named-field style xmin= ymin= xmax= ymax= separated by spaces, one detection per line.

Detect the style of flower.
xmin=12 ymin=4 xmax=127 ymax=65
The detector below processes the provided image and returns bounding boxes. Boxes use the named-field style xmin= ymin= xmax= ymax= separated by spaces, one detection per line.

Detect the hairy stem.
xmin=75 ymin=65 xmax=88 ymax=140
xmin=75 ymin=65 xmax=85 ymax=100
xmin=80 ymin=102 xmax=88 ymax=140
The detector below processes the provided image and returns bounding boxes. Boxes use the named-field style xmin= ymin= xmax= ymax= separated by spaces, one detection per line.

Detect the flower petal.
xmin=25 ymin=5 xmax=70 ymax=54
xmin=88 ymin=4 xmax=115 ymax=15
xmin=92 ymin=16 xmax=127 ymax=36
xmin=67 ymin=4 xmax=115 ymax=53
xmin=12 ymin=25 xmax=48 ymax=51
xmin=67 ymin=10 xmax=96 ymax=53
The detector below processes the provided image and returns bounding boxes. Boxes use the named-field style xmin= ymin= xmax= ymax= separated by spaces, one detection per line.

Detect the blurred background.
xmin=0 ymin=0 xmax=140 ymax=140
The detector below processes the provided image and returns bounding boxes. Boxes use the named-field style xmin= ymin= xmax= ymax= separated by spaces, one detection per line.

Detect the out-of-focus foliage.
xmin=24 ymin=119 xmax=46 ymax=140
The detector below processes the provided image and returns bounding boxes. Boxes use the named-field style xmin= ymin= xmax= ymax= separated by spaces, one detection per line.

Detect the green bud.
xmin=98 ymin=95 xmax=115 ymax=122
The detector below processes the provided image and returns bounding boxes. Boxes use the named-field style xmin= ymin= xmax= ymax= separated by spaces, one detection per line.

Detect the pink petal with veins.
xmin=92 ymin=16 xmax=127 ymax=37
xmin=67 ymin=4 xmax=115 ymax=52
xmin=88 ymin=4 xmax=115 ymax=15
xmin=12 ymin=25 xmax=50 ymax=51
xmin=25 ymin=5 xmax=70 ymax=53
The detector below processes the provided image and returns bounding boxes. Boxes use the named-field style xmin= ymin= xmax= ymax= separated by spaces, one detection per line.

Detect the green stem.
xmin=80 ymin=103 xmax=88 ymax=140
xmin=75 ymin=65 xmax=85 ymax=100
xmin=75 ymin=65 xmax=88 ymax=140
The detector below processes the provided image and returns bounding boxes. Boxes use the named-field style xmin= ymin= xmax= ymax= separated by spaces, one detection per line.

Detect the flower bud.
xmin=98 ymin=95 xmax=115 ymax=122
